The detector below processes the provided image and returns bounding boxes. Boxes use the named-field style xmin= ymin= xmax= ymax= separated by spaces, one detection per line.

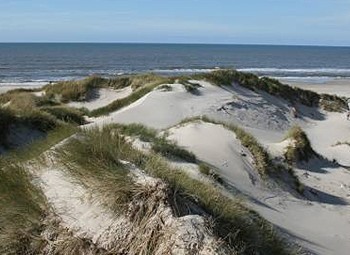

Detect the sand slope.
xmin=68 ymin=86 xmax=132 ymax=110
xmin=85 ymin=78 xmax=350 ymax=254
xmin=168 ymin=120 xmax=350 ymax=255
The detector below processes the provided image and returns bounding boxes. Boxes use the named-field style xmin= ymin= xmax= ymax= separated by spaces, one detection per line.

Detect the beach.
xmin=289 ymin=78 xmax=350 ymax=98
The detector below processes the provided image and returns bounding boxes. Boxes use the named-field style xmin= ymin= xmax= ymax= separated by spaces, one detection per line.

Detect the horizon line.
xmin=0 ymin=42 xmax=349 ymax=48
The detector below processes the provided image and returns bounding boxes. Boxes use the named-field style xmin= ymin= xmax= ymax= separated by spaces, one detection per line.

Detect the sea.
xmin=1 ymin=43 xmax=350 ymax=87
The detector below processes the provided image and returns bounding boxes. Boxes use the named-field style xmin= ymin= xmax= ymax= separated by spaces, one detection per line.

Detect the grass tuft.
xmin=194 ymin=69 xmax=347 ymax=112
xmin=41 ymin=106 xmax=86 ymax=125
xmin=89 ymin=75 xmax=173 ymax=116
xmin=57 ymin=126 xmax=289 ymax=254
xmin=284 ymin=126 xmax=317 ymax=164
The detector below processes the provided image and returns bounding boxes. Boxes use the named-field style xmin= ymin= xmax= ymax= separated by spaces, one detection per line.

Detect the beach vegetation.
xmin=89 ymin=75 xmax=173 ymax=116
xmin=179 ymin=116 xmax=303 ymax=194
xmin=111 ymin=123 xmax=197 ymax=163
xmin=56 ymin=126 xmax=289 ymax=255
xmin=44 ymin=76 xmax=104 ymax=103
xmin=157 ymin=84 xmax=173 ymax=91
xmin=152 ymin=137 xmax=197 ymax=163
xmin=198 ymin=163 xmax=223 ymax=183
xmin=195 ymin=69 xmax=347 ymax=112
xmin=0 ymin=161 xmax=45 ymax=254
xmin=284 ymin=126 xmax=317 ymax=164
xmin=41 ymin=106 xmax=86 ymax=125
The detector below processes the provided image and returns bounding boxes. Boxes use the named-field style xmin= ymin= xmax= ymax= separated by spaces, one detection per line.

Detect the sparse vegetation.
xmin=89 ymin=75 xmax=172 ymax=116
xmin=0 ymin=124 xmax=76 ymax=254
xmin=44 ymin=76 xmax=105 ymax=103
xmin=111 ymin=123 xmax=158 ymax=142
xmin=181 ymin=116 xmax=271 ymax=176
xmin=0 ymin=87 xmax=87 ymax=151
xmin=111 ymin=123 xmax=197 ymax=163
xmin=284 ymin=126 xmax=317 ymax=164
xmin=195 ymin=69 xmax=347 ymax=112
xmin=198 ymin=163 xmax=223 ymax=183
xmin=57 ymin=126 xmax=288 ymax=254
xmin=157 ymin=84 xmax=173 ymax=91
xmin=178 ymin=78 xmax=202 ymax=94
xmin=41 ymin=106 xmax=86 ymax=125
xmin=179 ymin=116 xmax=303 ymax=194
xmin=333 ymin=141 xmax=350 ymax=147
xmin=0 ymin=161 xmax=45 ymax=254
xmin=152 ymin=137 xmax=197 ymax=163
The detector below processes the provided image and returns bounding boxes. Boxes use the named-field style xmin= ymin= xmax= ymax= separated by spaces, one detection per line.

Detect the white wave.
xmin=237 ymin=68 xmax=350 ymax=75
xmin=151 ymin=68 xmax=219 ymax=73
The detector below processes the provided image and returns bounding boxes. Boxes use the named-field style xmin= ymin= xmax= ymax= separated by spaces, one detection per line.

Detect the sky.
xmin=0 ymin=0 xmax=350 ymax=46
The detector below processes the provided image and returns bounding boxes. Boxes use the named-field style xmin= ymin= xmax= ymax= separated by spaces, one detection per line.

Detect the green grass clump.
xmin=179 ymin=116 xmax=303 ymax=194
xmin=56 ymin=127 xmax=135 ymax=213
xmin=0 ymin=161 xmax=45 ymax=254
xmin=195 ymin=69 xmax=347 ymax=112
xmin=319 ymin=94 xmax=348 ymax=112
xmin=0 ymin=108 xmax=15 ymax=145
xmin=44 ymin=76 xmax=106 ymax=103
xmin=111 ymin=123 xmax=197 ymax=163
xmin=41 ymin=106 xmax=86 ymax=125
xmin=284 ymin=126 xmax=317 ymax=164
xmin=111 ymin=123 xmax=158 ymax=142
xmin=182 ymin=116 xmax=271 ymax=176
xmin=0 ymin=123 xmax=76 ymax=253
xmin=63 ymin=126 xmax=288 ymax=254
xmin=198 ymin=163 xmax=223 ymax=183
xmin=152 ymin=137 xmax=197 ymax=163
xmin=157 ymin=84 xmax=173 ymax=91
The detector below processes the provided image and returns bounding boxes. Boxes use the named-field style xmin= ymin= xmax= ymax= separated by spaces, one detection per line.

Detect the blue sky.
xmin=1 ymin=0 xmax=350 ymax=45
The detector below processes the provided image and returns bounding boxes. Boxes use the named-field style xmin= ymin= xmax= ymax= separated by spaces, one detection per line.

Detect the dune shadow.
xmin=277 ymin=226 xmax=328 ymax=254
xmin=298 ymin=157 xmax=340 ymax=174
xmin=220 ymin=83 xmax=326 ymax=121
xmin=221 ymin=177 xmax=281 ymax=213
xmin=303 ymin=185 xmax=349 ymax=205
xmin=86 ymin=88 xmax=101 ymax=101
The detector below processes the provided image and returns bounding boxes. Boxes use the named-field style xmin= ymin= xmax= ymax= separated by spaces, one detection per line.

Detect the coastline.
xmin=287 ymin=78 xmax=350 ymax=98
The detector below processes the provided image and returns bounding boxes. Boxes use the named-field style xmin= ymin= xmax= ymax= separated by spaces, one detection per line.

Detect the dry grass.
xmin=179 ymin=116 xmax=303 ymax=194
xmin=56 ymin=126 xmax=289 ymax=254
xmin=284 ymin=126 xmax=317 ymax=164
xmin=89 ymin=75 xmax=173 ymax=117
xmin=194 ymin=69 xmax=347 ymax=112
xmin=0 ymin=161 xmax=45 ymax=254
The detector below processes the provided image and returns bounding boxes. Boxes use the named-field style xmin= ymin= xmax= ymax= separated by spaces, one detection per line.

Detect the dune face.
xmin=84 ymin=77 xmax=350 ymax=255
xmin=2 ymin=72 xmax=350 ymax=255
xmin=68 ymin=87 xmax=132 ymax=110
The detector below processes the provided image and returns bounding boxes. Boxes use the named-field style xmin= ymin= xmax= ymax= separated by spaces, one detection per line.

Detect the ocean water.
xmin=1 ymin=43 xmax=350 ymax=86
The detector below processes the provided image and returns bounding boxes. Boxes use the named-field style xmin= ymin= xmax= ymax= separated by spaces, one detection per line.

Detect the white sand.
xmin=23 ymin=76 xmax=350 ymax=254
xmin=168 ymin=121 xmax=260 ymax=193
xmin=168 ymin=120 xmax=350 ymax=255
xmin=84 ymin=78 xmax=350 ymax=254
xmin=68 ymin=86 xmax=132 ymax=110
xmin=0 ymin=83 xmax=46 ymax=94
xmin=89 ymin=81 xmax=302 ymax=140
xmin=290 ymin=79 xmax=350 ymax=98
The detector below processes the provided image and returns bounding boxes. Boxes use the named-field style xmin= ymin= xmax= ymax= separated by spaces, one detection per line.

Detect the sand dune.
xmin=68 ymin=86 xmax=132 ymax=110
xmin=84 ymin=79 xmax=350 ymax=254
